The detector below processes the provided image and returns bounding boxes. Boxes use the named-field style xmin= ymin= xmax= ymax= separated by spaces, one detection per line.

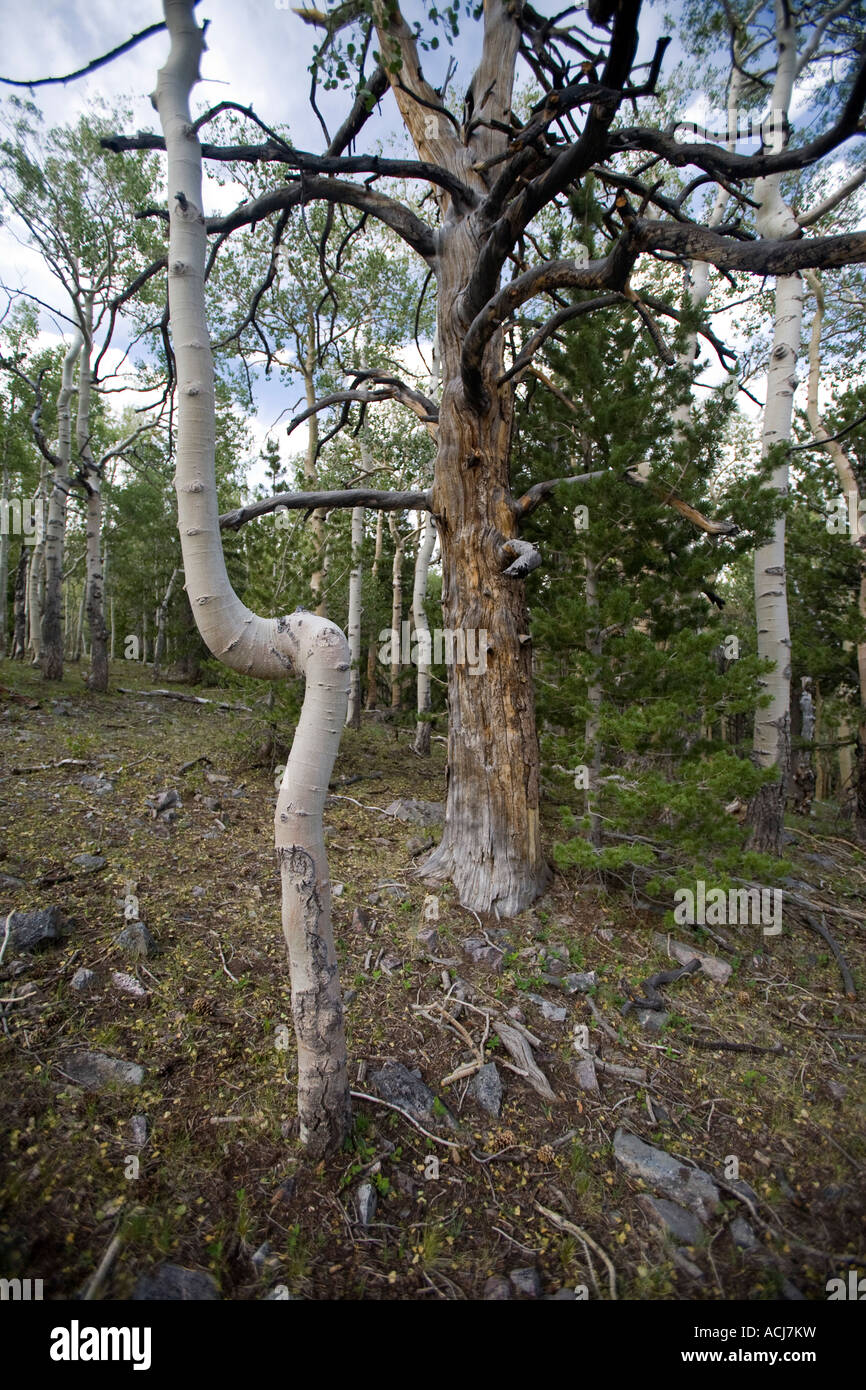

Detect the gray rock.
xmin=153 ymin=788 xmax=181 ymax=814
xmin=130 ymin=1115 xmax=148 ymax=1148
xmin=613 ymin=1129 xmax=720 ymax=1222
xmin=356 ymin=1182 xmax=377 ymax=1226
xmin=192 ymin=886 xmax=205 ymax=898
xmin=7 ymin=907 xmax=68 ymax=952
xmin=637 ymin=1008 xmax=670 ymax=1034
xmin=116 ymin=921 xmax=158 ymax=959
xmin=70 ymin=967 xmax=97 ymax=993
xmin=415 ymin=925 xmax=440 ymax=953
xmin=525 ymin=993 xmax=567 ymax=1023
xmin=573 ymin=1056 xmax=599 ymax=1092
xmin=0 ymin=873 xmax=24 ymax=890
xmin=461 ymin=937 xmax=504 ymax=973
xmin=71 ymin=854 xmax=106 ymax=872
xmin=471 ymin=1062 xmax=503 ymax=1117
xmin=351 ymin=907 xmax=370 ymax=932
xmin=332 ymin=882 xmax=344 ymax=898
xmin=509 ymin=1267 xmax=542 ymax=1298
xmin=251 ymin=1241 xmax=272 ymax=1274
xmin=62 ymin=1050 xmax=144 ymax=1090
xmin=133 ymin=1264 xmax=219 ymax=1300
xmin=375 ymin=883 xmax=406 ymax=899
xmin=483 ymin=1275 xmax=512 ymax=1300
xmin=385 ymin=798 xmax=444 ymax=827
xmin=561 ymin=971 xmax=597 ymax=994
xmin=370 ymin=1061 xmax=437 ymax=1121
xmin=652 ymin=934 xmax=732 ymax=985
xmin=672 ymin=1250 xmax=704 ymax=1281
xmin=639 ymin=1195 xmax=704 ymax=1245
xmin=542 ymin=955 xmax=568 ymax=979
xmin=730 ymin=1216 xmax=759 ymax=1251
xmin=546 ymin=1287 xmax=577 ymax=1300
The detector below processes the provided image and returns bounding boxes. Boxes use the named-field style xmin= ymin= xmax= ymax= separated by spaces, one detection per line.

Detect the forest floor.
xmin=1 ymin=657 xmax=864 ymax=1302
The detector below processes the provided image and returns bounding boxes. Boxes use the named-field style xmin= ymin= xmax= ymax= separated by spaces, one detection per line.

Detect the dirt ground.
xmin=1 ymin=657 xmax=864 ymax=1301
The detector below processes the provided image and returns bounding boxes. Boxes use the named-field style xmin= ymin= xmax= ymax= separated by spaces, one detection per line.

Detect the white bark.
xmin=41 ymin=331 xmax=83 ymax=679
xmin=155 ymin=0 xmax=351 ymax=1154
xmin=365 ymin=508 xmax=384 ymax=709
xmin=748 ymin=0 xmax=803 ymax=850
xmin=346 ymin=505 xmax=364 ymax=728
xmin=412 ymin=507 xmax=436 ymax=755
xmin=76 ymin=296 xmax=109 ymax=692
xmin=153 ymin=565 xmax=179 ymax=679
xmin=388 ymin=512 xmax=404 ymax=708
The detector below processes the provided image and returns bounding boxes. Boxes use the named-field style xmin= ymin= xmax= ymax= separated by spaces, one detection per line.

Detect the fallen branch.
xmin=350 ymin=1090 xmax=462 ymax=1149
xmin=801 ymin=913 xmax=856 ymax=999
xmin=118 ymin=688 xmax=252 ymax=713
xmin=534 ymin=1202 xmax=617 ymax=1299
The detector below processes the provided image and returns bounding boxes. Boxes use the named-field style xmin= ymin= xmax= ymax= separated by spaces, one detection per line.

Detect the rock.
xmin=199 ymin=796 xmax=220 ymax=812
xmin=461 ymin=937 xmax=504 ymax=973
xmin=406 ymin=836 xmax=430 ymax=855
xmin=637 ymin=1009 xmax=670 ymax=1034
xmin=573 ymin=1056 xmax=599 ymax=1092
xmin=652 ymin=934 xmax=732 ymax=985
xmin=471 ymin=1062 xmax=503 ymax=1117
xmin=375 ymin=883 xmax=405 ymax=899
xmin=71 ymin=854 xmax=106 ymax=872
xmin=112 ymin=971 xmax=147 ymax=998
xmin=415 ymin=925 xmax=440 ymax=954
xmin=130 ymin=1115 xmax=148 ymax=1148
xmin=62 ymin=1050 xmax=144 ymax=1090
xmin=370 ymin=1061 xmax=437 ymax=1121
xmin=509 ymin=1267 xmax=542 ymax=1298
xmin=730 ymin=1216 xmax=759 ymax=1251
xmin=525 ymin=993 xmax=567 ymax=1023
xmin=70 ymin=967 xmax=97 ymax=994
xmin=192 ymin=886 xmax=205 ymax=898
xmin=384 ymin=798 xmax=444 ymax=827
xmin=561 ymin=971 xmax=597 ymax=994
xmin=133 ymin=1264 xmax=219 ymax=1300
xmin=7 ymin=907 xmax=68 ymax=952
xmin=421 ymin=894 xmax=439 ymax=922
xmin=546 ymin=1287 xmax=577 ymax=1300
xmin=116 ymin=921 xmax=158 ymax=959
xmin=251 ymin=1242 xmax=272 ymax=1274
xmin=638 ymin=1195 xmax=704 ymax=1245
xmin=356 ymin=1182 xmax=377 ymax=1226
xmin=332 ymin=882 xmax=344 ymax=898
xmin=541 ymin=955 xmax=568 ymax=979
xmin=0 ymin=873 xmax=24 ymax=890
xmin=483 ymin=1275 xmax=512 ymax=1300
xmin=351 ymin=907 xmax=370 ymax=932
xmin=672 ymin=1250 xmax=704 ymax=1282
xmin=380 ymin=953 xmax=403 ymax=974
xmin=613 ymin=1129 xmax=720 ymax=1222
xmin=153 ymin=788 xmax=181 ymax=814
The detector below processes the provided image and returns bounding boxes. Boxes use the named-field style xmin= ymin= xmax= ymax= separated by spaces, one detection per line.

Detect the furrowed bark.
xmin=41 ymin=331 xmax=82 ymax=681
xmin=155 ymin=0 xmax=351 ymax=1155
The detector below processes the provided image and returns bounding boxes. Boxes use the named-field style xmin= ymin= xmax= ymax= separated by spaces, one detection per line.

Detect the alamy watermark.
xmin=0 ymin=497 xmax=46 ymax=545
xmin=379 ymin=621 xmax=488 ymax=675
xmin=674 ymin=881 xmax=782 ymax=936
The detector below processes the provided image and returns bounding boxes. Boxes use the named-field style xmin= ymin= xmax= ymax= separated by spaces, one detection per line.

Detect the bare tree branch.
xmin=220 ymin=487 xmax=431 ymax=531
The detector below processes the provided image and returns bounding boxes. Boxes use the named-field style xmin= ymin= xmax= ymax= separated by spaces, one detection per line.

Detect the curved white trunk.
xmin=155 ymin=0 xmax=351 ymax=1154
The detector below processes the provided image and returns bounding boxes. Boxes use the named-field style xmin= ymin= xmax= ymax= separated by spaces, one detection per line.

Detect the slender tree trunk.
xmin=27 ymin=476 xmax=45 ymax=662
xmin=156 ymin=0 xmax=351 ymax=1154
xmin=152 ymin=566 xmax=179 ymax=680
xmin=584 ymin=553 xmax=603 ymax=850
xmin=346 ymin=507 xmax=363 ymax=728
xmin=73 ymin=582 xmax=86 ymax=661
xmin=805 ymin=270 xmax=866 ymax=835
xmin=746 ymin=1 xmax=801 ymax=854
xmin=41 ymin=332 xmax=82 ymax=680
xmin=303 ymin=311 xmax=327 ymax=616
xmin=388 ymin=513 xmax=404 ymax=709
xmin=11 ymin=546 xmax=28 ymax=658
xmin=365 ymin=508 xmax=384 ymax=709
xmin=75 ymin=305 xmax=109 ymax=692
xmin=412 ymin=508 xmax=435 ymax=755
xmin=0 ymin=436 xmax=9 ymax=659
